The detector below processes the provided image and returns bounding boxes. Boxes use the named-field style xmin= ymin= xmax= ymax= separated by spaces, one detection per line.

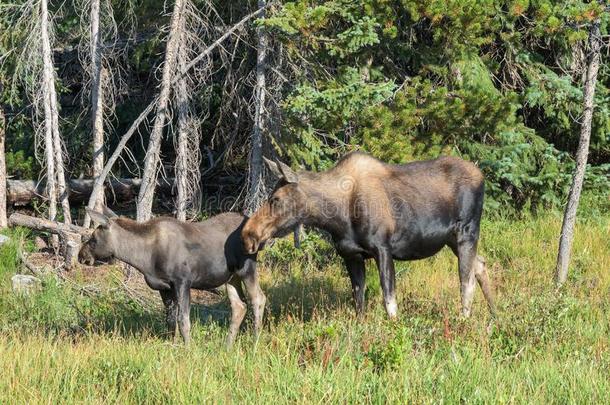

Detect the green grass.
xmin=0 ymin=212 xmax=608 ymax=403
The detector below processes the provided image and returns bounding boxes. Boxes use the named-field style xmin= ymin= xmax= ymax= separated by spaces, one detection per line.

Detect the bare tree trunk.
xmin=175 ymin=63 xmax=190 ymax=221
xmin=90 ymin=0 xmax=105 ymax=213
xmin=82 ymin=6 xmax=265 ymax=227
xmin=175 ymin=128 xmax=188 ymax=219
xmin=245 ymin=0 xmax=268 ymax=215
xmin=40 ymin=0 xmax=58 ymax=223
xmin=175 ymin=20 xmax=190 ymax=222
xmin=174 ymin=8 xmax=201 ymax=222
xmin=0 ymin=105 xmax=7 ymax=228
xmin=51 ymin=92 xmax=71 ymax=224
xmin=82 ymin=101 xmax=155 ymax=228
xmin=40 ymin=0 xmax=71 ymax=224
xmin=555 ymin=21 xmax=602 ymax=286
xmin=137 ymin=0 xmax=185 ymax=222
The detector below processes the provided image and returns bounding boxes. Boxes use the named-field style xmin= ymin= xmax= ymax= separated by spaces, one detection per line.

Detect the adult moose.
xmin=80 ymin=207 xmax=266 ymax=346
xmin=242 ymin=152 xmax=495 ymax=319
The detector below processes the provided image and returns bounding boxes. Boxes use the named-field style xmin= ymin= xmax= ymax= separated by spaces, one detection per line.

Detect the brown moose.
xmin=242 ymin=152 xmax=495 ymax=319
xmin=80 ymin=207 xmax=266 ymax=346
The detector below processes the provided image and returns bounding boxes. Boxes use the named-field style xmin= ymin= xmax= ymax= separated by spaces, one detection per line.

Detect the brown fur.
xmin=80 ymin=209 xmax=265 ymax=346
xmin=243 ymin=152 xmax=494 ymax=319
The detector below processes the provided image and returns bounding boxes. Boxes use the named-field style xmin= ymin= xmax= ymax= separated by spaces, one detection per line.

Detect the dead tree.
xmin=137 ymin=0 xmax=186 ymax=222
xmin=51 ymin=96 xmax=71 ymax=224
xmin=9 ymin=213 xmax=90 ymax=268
xmin=174 ymin=58 xmax=201 ymax=220
xmin=40 ymin=0 xmax=71 ymax=224
xmin=78 ymin=0 xmax=121 ymax=218
xmin=89 ymin=0 xmax=106 ymax=212
xmin=7 ymin=0 xmax=66 ymax=225
xmin=82 ymin=6 xmax=267 ymax=226
xmin=0 ymin=103 xmax=7 ymax=228
xmin=245 ymin=0 xmax=268 ymax=215
xmin=174 ymin=48 xmax=192 ymax=222
xmin=40 ymin=0 xmax=58 ymax=223
xmin=82 ymin=101 xmax=156 ymax=228
xmin=174 ymin=0 xmax=205 ymax=221
xmin=555 ymin=21 xmax=602 ymax=286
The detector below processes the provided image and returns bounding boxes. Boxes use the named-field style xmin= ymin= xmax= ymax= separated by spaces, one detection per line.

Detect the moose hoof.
xmin=385 ymin=298 xmax=398 ymax=319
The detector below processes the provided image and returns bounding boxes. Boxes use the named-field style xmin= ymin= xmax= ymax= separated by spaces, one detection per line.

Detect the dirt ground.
xmin=22 ymin=250 xmax=225 ymax=307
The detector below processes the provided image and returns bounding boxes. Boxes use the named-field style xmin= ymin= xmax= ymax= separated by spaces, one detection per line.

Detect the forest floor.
xmin=0 ymin=212 xmax=608 ymax=403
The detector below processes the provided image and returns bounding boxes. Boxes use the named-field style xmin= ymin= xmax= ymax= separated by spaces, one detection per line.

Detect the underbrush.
xmin=0 ymin=212 xmax=608 ymax=403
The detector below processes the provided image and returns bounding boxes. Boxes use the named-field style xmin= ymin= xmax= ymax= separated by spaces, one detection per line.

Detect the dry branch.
xmin=83 ymin=6 xmax=265 ymax=226
xmin=177 ymin=6 xmax=267 ymax=78
xmin=82 ymin=101 xmax=156 ymax=228
xmin=9 ymin=212 xmax=90 ymax=236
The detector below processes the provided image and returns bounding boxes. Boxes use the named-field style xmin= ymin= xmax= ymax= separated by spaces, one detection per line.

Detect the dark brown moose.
xmin=80 ymin=207 xmax=266 ymax=346
xmin=242 ymin=152 xmax=495 ymax=319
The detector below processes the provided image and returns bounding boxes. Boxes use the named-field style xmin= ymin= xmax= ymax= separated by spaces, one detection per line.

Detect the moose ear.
xmin=263 ymin=156 xmax=282 ymax=178
xmin=86 ymin=208 xmax=110 ymax=228
xmin=263 ymin=156 xmax=299 ymax=183
xmin=102 ymin=206 xmax=118 ymax=219
xmin=275 ymin=159 xmax=299 ymax=184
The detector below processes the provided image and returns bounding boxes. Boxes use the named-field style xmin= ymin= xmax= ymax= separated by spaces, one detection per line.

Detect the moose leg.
xmin=456 ymin=240 xmax=478 ymax=318
xmin=226 ymin=281 xmax=247 ymax=347
xmin=474 ymin=255 xmax=496 ymax=317
xmin=240 ymin=260 xmax=266 ymax=337
xmin=374 ymin=247 xmax=397 ymax=319
xmin=160 ymin=289 xmax=178 ymax=338
xmin=343 ymin=256 xmax=366 ymax=316
xmin=176 ymin=281 xmax=192 ymax=345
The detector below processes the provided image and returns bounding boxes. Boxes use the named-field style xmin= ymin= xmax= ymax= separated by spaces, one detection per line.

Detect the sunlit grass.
xmin=0 ymin=212 xmax=608 ymax=403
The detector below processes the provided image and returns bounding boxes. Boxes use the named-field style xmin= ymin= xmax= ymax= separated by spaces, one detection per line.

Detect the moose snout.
xmin=78 ymin=244 xmax=96 ymax=266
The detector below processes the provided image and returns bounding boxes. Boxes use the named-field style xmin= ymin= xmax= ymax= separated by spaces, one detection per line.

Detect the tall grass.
xmin=0 ymin=212 xmax=608 ymax=403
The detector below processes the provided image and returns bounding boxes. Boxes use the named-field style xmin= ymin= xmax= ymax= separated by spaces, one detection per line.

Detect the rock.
xmin=11 ymin=274 xmax=42 ymax=295
xmin=34 ymin=236 xmax=48 ymax=251
xmin=0 ymin=234 xmax=9 ymax=247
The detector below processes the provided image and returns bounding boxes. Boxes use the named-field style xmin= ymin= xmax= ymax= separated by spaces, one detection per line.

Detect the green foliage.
xmin=1 ymin=0 xmax=608 ymax=216
xmin=262 ymin=230 xmax=337 ymax=272
xmin=366 ymin=326 xmax=411 ymax=372
xmin=0 ymin=214 xmax=609 ymax=402
xmin=281 ymin=67 xmax=395 ymax=166
xmin=6 ymin=150 xmax=35 ymax=178
xmin=524 ymin=63 xmax=610 ymax=164
xmin=0 ymin=227 xmax=32 ymax=280
xmin=266 ymin=0 xmax=610 ymax=214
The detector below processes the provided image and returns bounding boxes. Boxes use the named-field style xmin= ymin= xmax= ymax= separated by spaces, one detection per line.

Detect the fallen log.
xmin=7 ymin=177 xmax=173 ymax=206
xmin=9 ymin=212 xmax=91 ymax=236
xmin=8 ymin=213 xmax=90 ymax=269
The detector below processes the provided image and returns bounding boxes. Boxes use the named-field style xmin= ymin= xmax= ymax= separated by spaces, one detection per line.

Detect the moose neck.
xmin=110 ymin=219 xmax=155 ymax=272
xmin=299 ymin=172 xmax=351 ymax=238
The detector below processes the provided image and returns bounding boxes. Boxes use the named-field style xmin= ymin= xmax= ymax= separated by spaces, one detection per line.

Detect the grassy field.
xmin=0 ymin=211 xmax=608 ymax=403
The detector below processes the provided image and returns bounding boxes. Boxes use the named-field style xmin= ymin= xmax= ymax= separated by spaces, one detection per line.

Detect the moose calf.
xmin=80 ymin=207 xmax=265 ymax=346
